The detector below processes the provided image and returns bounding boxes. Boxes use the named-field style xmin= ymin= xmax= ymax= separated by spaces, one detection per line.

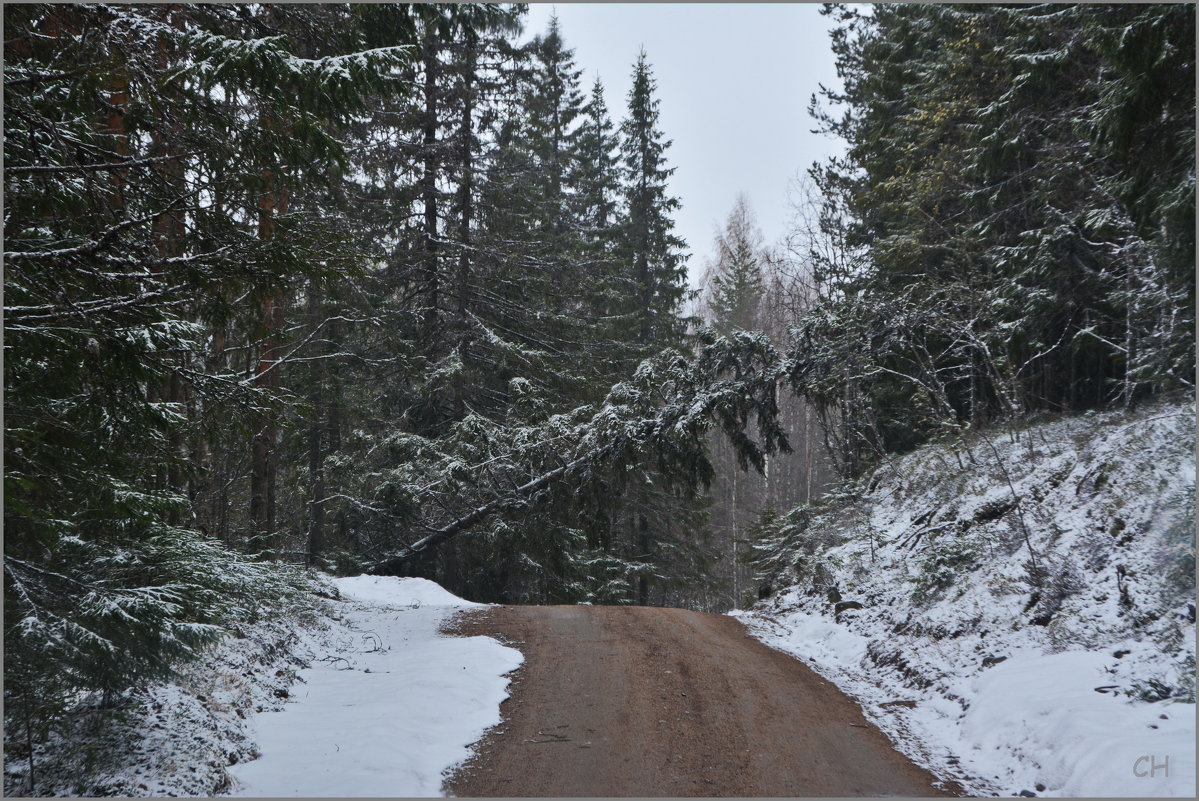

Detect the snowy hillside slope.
xmin=738 ymin=396 xmax=1196 ymax=797
xmin=3 ymin=576 xmax=520 ymax=798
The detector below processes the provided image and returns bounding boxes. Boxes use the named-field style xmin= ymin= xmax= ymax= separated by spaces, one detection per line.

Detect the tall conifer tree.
xmin=619 ymin=50 xmax=688 ymax=350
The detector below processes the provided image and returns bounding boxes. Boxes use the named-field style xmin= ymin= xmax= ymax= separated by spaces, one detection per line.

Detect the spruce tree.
xmin=525 ymin=16 xmax=585 ymax=245
xmin=573 ymin=76 xmax=634 ymax=366
xmin=706 ymin=195 xmax=767 ymax=335
xmin=699 ymin=196 xmax=774 ymax=609
xmin=619 ymin=50 xmax=689 ymax=351
xmin=612 ymin=50 xmax=703 ymax=605
xmin=575 ymin=77 xmax=623 ymax=245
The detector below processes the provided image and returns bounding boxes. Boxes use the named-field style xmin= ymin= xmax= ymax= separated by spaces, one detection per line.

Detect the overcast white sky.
xmin=522 ymin=2 xmax=845 ymax=287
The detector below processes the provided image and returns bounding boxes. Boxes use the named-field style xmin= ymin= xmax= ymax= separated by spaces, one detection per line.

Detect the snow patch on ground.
xmin=335 ymin=575 xmax=486 ymax=608
xmin=963 ymin=650 xmax=1193 ymax=797
xmin=4 ymin=576 xmax=520 ymax=797
xmin=739 ymin=398 xmax=1196 ymax=798
xmin=227 ymin=576 xmax=520 ymax=797
xmin=739 ymin=608 xmax=1195 ymax=797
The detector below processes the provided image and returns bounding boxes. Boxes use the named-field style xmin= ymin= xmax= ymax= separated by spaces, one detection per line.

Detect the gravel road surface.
xmin=444 ymin=604 xmax=955 ymax=797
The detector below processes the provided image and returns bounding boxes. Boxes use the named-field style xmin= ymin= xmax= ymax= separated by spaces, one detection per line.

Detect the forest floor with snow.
xmin=3 ymin=576 xmax=520 ymax=798
xmin=738 ymin=395 xmax=1196 ymax=797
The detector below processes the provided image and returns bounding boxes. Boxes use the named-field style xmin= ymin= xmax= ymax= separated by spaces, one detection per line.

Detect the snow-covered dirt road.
xmin=444 ymin=604 xmax=955 ymax=797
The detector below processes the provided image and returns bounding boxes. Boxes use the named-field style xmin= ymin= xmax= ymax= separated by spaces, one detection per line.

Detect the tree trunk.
xmin=804 ymin=403 xmax=814 ymax=504
xmin=151 ymin=7 xmax=187 ymax=508
xmin=637 ymin=511 xmax=650 ymax=606
xmin=1122 ymin=255 xmax=1137 ymax=410
xmin=421 ymin=30 xmax=441 ymax=342
xmin=730 ymin=454 xmax=739 ymax=608
xmin=453 ymin=34 xmax=476 ymax=422
xmin=105 ymin=73 xmax=129 ymax=210
xmin=441 ymin=542 xmax=460 ymax=597
xmin=306 ymin=278 xmax=326 ymax=566
xmin=250 ymin=167 xmax=289 ymax=553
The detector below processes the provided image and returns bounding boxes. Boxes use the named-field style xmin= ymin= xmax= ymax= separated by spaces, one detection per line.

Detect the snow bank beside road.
xmin=739 ymin=398 xmax=1196 ymax=797
xmin=335 ymin=575 xmax=485 ymax=608
xmin=739 ymin=607 xmax=1195 ymax=797
xmin=228 ymin=576 xmax=521 ymax=797
xmin=963 ymin=650 xmax=1194 ymax=797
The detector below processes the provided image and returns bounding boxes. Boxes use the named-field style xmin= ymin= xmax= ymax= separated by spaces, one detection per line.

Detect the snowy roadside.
xmin=227 ymin=576 xmax=522 ymax=797
xmin=4 ymin=576 xmax=521 ymax=797
xmin=736 ymin=399 xmax=1196 ymax=798
xmin=736 ymin=603 xmax=1194 ymax=798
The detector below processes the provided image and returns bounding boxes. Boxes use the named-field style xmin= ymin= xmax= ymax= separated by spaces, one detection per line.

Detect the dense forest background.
xmin=4 ymin=1 xmax=1193 ymax=753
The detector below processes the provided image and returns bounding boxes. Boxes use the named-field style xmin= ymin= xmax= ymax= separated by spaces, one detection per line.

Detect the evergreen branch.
xmin=3 ymin=65 xmax=100 ymax=87
xmin=5 ymin=152 xmax=197 ymax=175
xmin=3 ymin=189 xmax=199 ymax=262
xmin=6 ymin=285 xmax=191 ymax=322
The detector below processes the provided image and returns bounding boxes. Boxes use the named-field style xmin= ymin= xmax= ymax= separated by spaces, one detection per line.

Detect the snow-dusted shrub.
xmin=1020 ymin=552 xmax=1086 ymax=621
xmin=911 ymin=535 xmax=982 ymax=604
xmin=3 ymin=531 xmax=327 ymax=786
xmin=1158 ymin=481 xmax=1196 ymax=598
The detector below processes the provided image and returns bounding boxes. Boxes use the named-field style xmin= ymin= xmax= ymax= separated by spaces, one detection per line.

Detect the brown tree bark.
xmin=149 ymin=6 xmax=189 ymax=506
xmin=306 ymin=278 xmax=326 ymax=566
xmin=249 ymin=168 xmax=290 ymax=551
